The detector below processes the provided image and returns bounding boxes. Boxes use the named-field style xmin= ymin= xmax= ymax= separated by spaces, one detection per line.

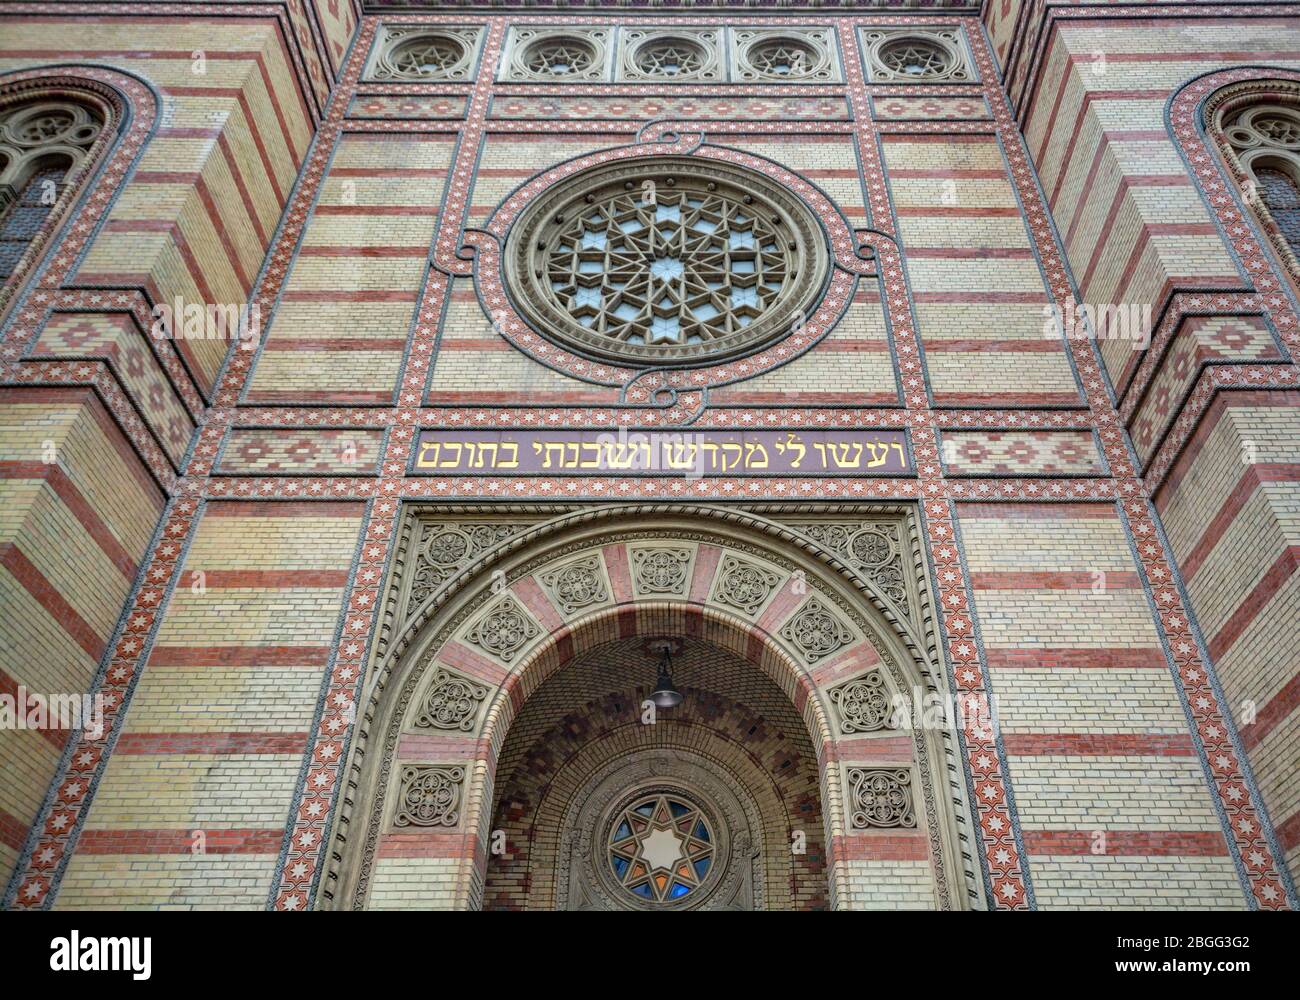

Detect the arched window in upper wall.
xmin=0 ymin=96 xmax=105 ymax=285
xmin=1208 ymin=84 xmax=1300 ymax=274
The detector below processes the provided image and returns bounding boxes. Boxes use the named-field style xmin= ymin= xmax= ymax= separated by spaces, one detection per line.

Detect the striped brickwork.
xmin=0 ymin=5 xmax=1295 ymax=912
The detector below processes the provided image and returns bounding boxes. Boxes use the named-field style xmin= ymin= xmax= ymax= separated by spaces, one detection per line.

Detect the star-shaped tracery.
xmin=607 ymin=793 xmax=715 ymax=903
xmin=634 ymin=38 xmax=706 ymax=78
xmin=544 ymin=183 xmax=789 ymax=349
xmin=525 ymin=39 xmax=596 ymax=77
xmin=878 ymin=38 xmax=953 ymax=78
xmin=748 ymin=38 xmax=818 ymax=78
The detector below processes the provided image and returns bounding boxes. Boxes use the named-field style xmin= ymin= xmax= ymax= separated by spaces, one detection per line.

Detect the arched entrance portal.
xmin=485 ymin=636 xmax=827 ymax=910
xmin=321 ymin=504 xmax=983 ymax=911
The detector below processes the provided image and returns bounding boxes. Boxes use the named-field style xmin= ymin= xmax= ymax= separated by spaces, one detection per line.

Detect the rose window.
xmin=748 ymin=37 xmax=819 ymax=78
xmin=386 ymin=35 xmax=468 ymax=79
xmin=878 ymin=38 xmax=953 ymax=78
xmin=505 ymin=156 xmax=830 ymax=365
xmin=524 ymin=38 xmax=597 ymax=77
xmin=607 ymin=792 xmax=715 ymax=903
xmin=634 ymin=38 xmax=706 ymax=77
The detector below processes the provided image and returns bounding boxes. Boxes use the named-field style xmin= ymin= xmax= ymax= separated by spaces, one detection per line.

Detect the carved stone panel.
xmin=412 ymin=667 xmax=489 ymax=734
xmin=780 ymin=596 xmax=855 ymax=664
xmin=393 ymin=764 xmax=465 ymax=829
xmin=828 ymin=670 xmax=895 ymax=735
xmin=407 ymin=522 xmax=524 ymax=616
xmin=795 ymin=521 xmax=911 ymax=620
xmin=846 ymin=767 xmax=916 ymax=830
xmin=464 ymin=595 xmax=540 ymax=663
xmin=630 ymin=546 xmax=693 ymax=598
xmin=539 ymin=553 xmax=610 ymax=616
xmin=710 ymin=555 xmax=783 ymax=618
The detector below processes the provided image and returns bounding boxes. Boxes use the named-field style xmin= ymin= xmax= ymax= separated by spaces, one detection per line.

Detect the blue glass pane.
xmin=612 ymin=857 xmax=629 ymax=877
xmin=693 ymin=821 xmax=709 ymax=842
xmin=634 ymin=803 xmax=654 ymax=817
xmin=669 ymin=801 xmax=689 ymax=818
xmin=694 ymin=859 xmax=710 ymax=879
xmin=614 ymin=821 xmax=631 ymax=841
xmin=632 ymin=882 xmax=653 ymax=899
xmin=670 ymin=882 xmax=691 ymax=899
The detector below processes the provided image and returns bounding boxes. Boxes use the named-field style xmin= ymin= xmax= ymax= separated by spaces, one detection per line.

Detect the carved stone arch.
xmin=320 ymin=503 xmax=983 ymax=911
xmin=0 ymin=66 xmax=148 ymax=324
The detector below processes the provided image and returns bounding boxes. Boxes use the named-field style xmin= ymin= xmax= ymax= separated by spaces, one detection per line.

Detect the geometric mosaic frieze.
xmin=498 ymin=26 xmax=613 ymax=82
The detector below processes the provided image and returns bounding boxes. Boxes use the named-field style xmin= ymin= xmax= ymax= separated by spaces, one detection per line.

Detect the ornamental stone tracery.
xmin=464 ymin=595 xmax=540 ymax=663
xmin=393 ymin=764 xmax=465 ymax=829
xmin=1213 ymin=90 xmax=1300 ymax=266
xmin=733 ymin=28 xmax=839 ymax=83
xmin=0 ymin=96 xmax=105 ymax=282
xmin=862 ymin=28 xmax=971 ymax=83
xmin=366 ymin=26 xmax=482 ymax=81
xmin=847 ymin=767 xmax=916 ymax=830
xmin=780 ymin=596 xmax=855 ymax=664
xmin=504 ymin=155 xmax=831 ymax=367
xmin=620 ymin=29 xmax=721 ymax=83
xmin=413 ymin=668 xmax=489 ymax=733
xmin=501 ymin=27 xmax=611 ymax=82
xmin=829 ymin=671 xmax=895 ymax=735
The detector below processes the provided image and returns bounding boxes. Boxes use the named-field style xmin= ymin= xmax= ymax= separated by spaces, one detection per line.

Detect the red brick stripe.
xmin=984 ymin=647 xmax=1165 ymax=669
xmin=147 ymin=646 xmax=331 ymax=667
xmin=831 ymin=832 xmax=930 ymax=861
xmin=1002 ymin=733 xmax=1195 ymax=756
xmin=0 ymin=544 xmax=104 ymax=660
xmin=1181 ymin=464 xmax=1300 ymax=582
xmin=0 ymin=461 xmax=137 ymax=580
xmin=113 ymin=732 xmax=308 ymax=754
xmin=0 ymin=806 xmax=30 ymax=853
xmin=194 ymin=569 xmax=351 ymax=588
xmin=1022 ymin=830 xmax=1228 ymax=856
xmin=1239 ymin=670 xmax=1300 ymax=752
xmin=77 ymin=828 xmax=285 ymax=854
xmin=0 ymin=668 xmax=69 ymax=750
xmin=1207 ymin=545 xmax=1300 ymax=662
xmin=970 ymin=570 xmax=1140 ymax=590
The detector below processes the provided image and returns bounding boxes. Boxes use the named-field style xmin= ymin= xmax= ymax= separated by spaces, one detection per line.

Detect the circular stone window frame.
xmin=367 ymin=26 xmax=482 ymax=82
xmin=502 ymin=26 xmax=611 ymax=83
xmin=733 ymin=28 xmax=839 ymax=83
xmin=599 ymin=785 xmax=725 ymax=908
xmin=501 ymin=153 xmax=834 ymax=369
xmin=862 ymin=28 xmax=972 ymax=84
xmin=619 ymin=28 xmax=722 ymax=83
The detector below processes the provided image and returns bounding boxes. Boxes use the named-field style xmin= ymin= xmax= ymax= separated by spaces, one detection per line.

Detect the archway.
xmin=320 ymin=504 xmax=982 ymax=910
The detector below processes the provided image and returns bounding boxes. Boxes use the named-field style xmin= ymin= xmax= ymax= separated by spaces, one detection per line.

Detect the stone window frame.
xmin=363 ymin=25 xmax=486 ymax=83
xmin=1205 ymin=78 xmax=1300 ymax=281
xmin=616 ymin=26 xmax=724 ymax=84
xmin=732 ymin=26 xmax=842 ymax=84
xmin=0 ymin=77 xmax=119 ymax=319
xmin=860 ymin=27 xmax=975 ymax=84
xmin=498 ymin=25 xmax=613 ymax=83
xmin=502 ymin=153 xmax=833 ymax=368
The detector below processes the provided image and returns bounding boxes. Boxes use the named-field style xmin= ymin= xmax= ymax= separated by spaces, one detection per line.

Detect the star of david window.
xmin=878 ymin=38 xmax=953 ymax=79
xmin=385 ymin=35 xmax=468 ymax=79
xmin=748 ymin=38 xmax=819 ymax=78
xmin=504 ymin=156 xmax=830 ymax=366
xmin=524 ymin=38 xmax=597 ymax=77
xmin=634 ymin=37 xmax=706 ymax=78
xmin=606 ymin=792 xmax=716 ymax=904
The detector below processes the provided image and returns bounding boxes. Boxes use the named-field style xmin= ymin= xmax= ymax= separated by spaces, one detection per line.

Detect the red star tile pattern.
xmin=4 ymin=11 xmax=1297 ymax=911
